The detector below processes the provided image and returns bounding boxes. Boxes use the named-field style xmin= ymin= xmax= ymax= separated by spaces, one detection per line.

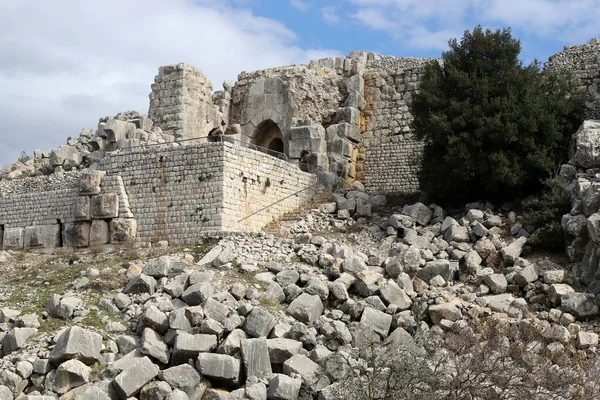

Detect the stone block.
xmin=74 ymin=196 xmax=91 ymax=220
xmin=288 ymin=138 xmax=327 ymax=159
xmin=241 ymin=337 xmax=272 ymax=379
xmin=326 ymin=123 xmax=360 ymax=143
xmin=287 ymin=293 xmax=323 ymax=323
xmin=112 ymin=356 xmax=159 ymax=399
xmin=330 ymin=138 xmax=353 ymax=158
xmin=243 ymin=308 xmax=276 ymax=338
xmin=50 ymin=145 xmax=80 ymax=167
xmin=196 ymin=353 xmax=242 ymax=387
xmin=63 ymin=222 xmax=90 ymax=248
xmin=49 ymin=326 xmax=103 ymax=365
xmin=110 ymin=218 xmax=137 ymax=243
xmin=91 ymin=193 xmax=119 ymax=219
xmin=172 ymin=332 xmax=218 ymax=365
xmin=89 ymin=220 xmax=110 ymax=246
xmin=104 ymin=118 xmax=136 ymax=143
xmin=289 ymin=125 xmax=325 ymax=140
xmin=3 ymin=228 xmax=24 ymax=249
xmin=23 ymin=225 xmax=61 ymax=249
xmin=79 ymin=171 xmax=106 ymax=195
xmin=267 ymin=374 xmax=301 ymax=400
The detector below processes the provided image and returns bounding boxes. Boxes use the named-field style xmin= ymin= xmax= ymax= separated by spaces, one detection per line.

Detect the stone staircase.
xmin=263 ymin=191 xmax=332 ymax=236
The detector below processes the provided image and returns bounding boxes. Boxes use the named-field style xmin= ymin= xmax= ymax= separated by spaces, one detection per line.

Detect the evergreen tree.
xmin=410 ymin=26 xmax=585 ymax=204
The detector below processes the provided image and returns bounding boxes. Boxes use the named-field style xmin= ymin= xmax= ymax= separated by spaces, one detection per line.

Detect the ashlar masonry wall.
xmin=0 ymin=173 xmax=83 ymax=249
xmin=361 ymin=56 xmax=434 ymax=194
xmin=99 ymin=143 xmax=226 ymax=245
xmin=221 ymin=144 xmax=318 ymax=231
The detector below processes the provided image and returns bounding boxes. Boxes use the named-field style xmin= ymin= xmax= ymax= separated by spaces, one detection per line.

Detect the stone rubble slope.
xmin=0 ymin=192 xmax=599 ymax=399
xmin=0 ymin=111 xmax=174 ymax=182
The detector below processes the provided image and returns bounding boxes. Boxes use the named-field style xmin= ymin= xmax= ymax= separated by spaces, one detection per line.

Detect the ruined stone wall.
xmin=0 ymin=174 xmax=80 ymax=250
xmin=99 ymin=143 xmax=226 ymax=245
xmin=545 ymin=39 xmax=600 ymax=119
xmin=231 ymin=58 xmax=352 ymax=135
xmin=0 ymin=172 xmax=81 ymax=228
xmin=221 ymin=143 xmax=318 ymax=231
xmin=148 ymin=64 xmax=221 ymax=140
xmin=361 ymin=56 xmax=435 ymax=194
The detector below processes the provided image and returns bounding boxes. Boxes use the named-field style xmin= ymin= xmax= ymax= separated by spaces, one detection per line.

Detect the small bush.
xmin=524 ymin=176 xmax=571 ymax=250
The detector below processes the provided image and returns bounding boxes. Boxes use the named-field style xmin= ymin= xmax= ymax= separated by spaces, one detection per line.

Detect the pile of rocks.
xmin=0 ymin=111 xmax=174 ymax=181
xmin=1 ymin=192 xmax=599 ymax=399
xmin=561 ymin=121 xmax=600 ymax=296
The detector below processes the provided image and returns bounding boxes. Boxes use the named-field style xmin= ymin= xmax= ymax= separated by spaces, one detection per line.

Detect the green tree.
xmin=410 ymin=26 xmax=585 ymax=204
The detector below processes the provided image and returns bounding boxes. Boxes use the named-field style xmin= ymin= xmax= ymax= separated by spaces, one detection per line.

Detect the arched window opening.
xmin=252 ymin=120 xmax=284 ymax=158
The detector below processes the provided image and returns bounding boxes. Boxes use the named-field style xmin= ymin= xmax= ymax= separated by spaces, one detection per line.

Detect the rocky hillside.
xmin=0 ymin=193 xmax=599 ymax=399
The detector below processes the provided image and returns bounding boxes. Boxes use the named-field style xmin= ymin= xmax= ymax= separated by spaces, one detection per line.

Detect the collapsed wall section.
xmin=545 ymin=39 xmax=600 ymax=119
xmin=361 ymin=56 xmax=434 ymax=194
xmin=99 ymin=143 xmax=226 ymax=245
xmin=221 ymin=143 xmax=318 ymax=231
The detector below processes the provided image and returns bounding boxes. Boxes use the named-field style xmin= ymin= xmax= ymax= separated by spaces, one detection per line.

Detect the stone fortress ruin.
xmin=0 ymin=39 xmax=599 ymax=252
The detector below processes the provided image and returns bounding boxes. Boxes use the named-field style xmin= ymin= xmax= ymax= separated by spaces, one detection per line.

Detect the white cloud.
xmin=290 ymin=0 xmax=311 ymax=11
xmin=321 ymin=6 xmax=341 ymax=25
xmin=0 ymin=0 xmax=339 ymax=164
xmin=346 ymin=0 xmax=600 ymax=51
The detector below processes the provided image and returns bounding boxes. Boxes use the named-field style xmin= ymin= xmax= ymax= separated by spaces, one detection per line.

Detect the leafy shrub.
xmin=524 ymin=176 xmax=571 ymax=250
xmin=410 ymin=26 xmax=585 ymax=205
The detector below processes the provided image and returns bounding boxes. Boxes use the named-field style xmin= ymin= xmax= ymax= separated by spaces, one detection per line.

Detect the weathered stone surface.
xmin=416 ymin=260 xmax=451 ymax=284
xmin=570 ymin=120 xmax=600 ymax=168
xmin=112 ymin=356 xmax=159 ymax=399
xmin=576 ymin=331 xmax=599 ymax=349
xmin=91 ymin=193 xmax=119 ymax=218
xmin=51 ymin=359 xmax=90 ymax=394
xmin=501 ymin=237 xmax=527 ymax=264
xmin=159 ymin=364 xmax=208 ymax=399
xmin=50 ymin=326 xmax=103 ymax=365
xmin=123 ymin=274 xmax=157 ymax=295
xmin=514 ymin=264 xmax=539 ymax=287
xmin=196 ymin=353 xmax=242 ymax=387
xmin=287 ymin=293 xmax=323 ymax=323
xmin=141 ymin=327 xmax=170 ymax=364
xmin=110 ymin=218 xmax=137 ymax=243
xmin=89 ymin=219 xmax=110 ymax=246
xmin=2 ymin=327 xmax=37 ymax=355
xmin=360 ymin=307 xmax=392 ymax=338
xmin=484 ymin=274 xmax=508 ymax=294
xmin=267 ymin=338 xmax=303 ymax=364
xmin=401 ymin=203 xmax=432 ymax=226
xmin=282 ymin=354 xmax=322 ymax=390
xmin=378 ymin=280 xmax=412 ymax=310
xmin=182 ymin=282 xmax=214 ymax=306
xmin=241 ymin=337 xmax=273 ymax=379
xmin=267 ymin=374 xmax=301 ymax=400
xmin=244 ymin=308 xmax=276 ymax=338
xmin=429 ymin=302 xmax=462 ymax=325
xmin=548 ymin=284 xmax=576 ymax=305
xmin=561 ymin=292 xmax=599 ymax=320
xmin=171 ymin=332 xmax=218 ymax=365
xmin=143 ymin=255 xmax=173 ymax=278
xmin=444 ymin=225 xmax=469 ymax=242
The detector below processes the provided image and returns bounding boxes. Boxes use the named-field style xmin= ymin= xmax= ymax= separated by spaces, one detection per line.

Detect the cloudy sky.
xmin=1 ymin=0 xmax=598 ymax=165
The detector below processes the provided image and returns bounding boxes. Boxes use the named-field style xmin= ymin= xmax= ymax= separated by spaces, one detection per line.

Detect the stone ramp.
xmin=262 ymin=191 xmax=332 ymax=236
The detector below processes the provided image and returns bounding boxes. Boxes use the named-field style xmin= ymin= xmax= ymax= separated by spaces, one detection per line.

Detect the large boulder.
xmin=570 ymin=120 xmax=600 ymax=168
xmin=287 ymin=293 xmax=323 ymax=323
xmin=49 ymin=326 xmax=102 ymax=365
xmin=401 ymin=203 xmax=432 ymax=226
xmin=561 ymin=292 xmax=600 ymax=320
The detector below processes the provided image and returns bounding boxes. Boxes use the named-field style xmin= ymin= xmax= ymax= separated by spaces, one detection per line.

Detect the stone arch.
xmin=207 ymin=127 xmax=223 ymax=143
xmin=252 ymin=120 xmax=285 ymax=155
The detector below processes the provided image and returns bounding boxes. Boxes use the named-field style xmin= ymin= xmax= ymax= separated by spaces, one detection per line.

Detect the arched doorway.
xmin=252 ymin=120 xmax=285 ymax=157
xmin=208 ymin=127 xmax=223 ymax=143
